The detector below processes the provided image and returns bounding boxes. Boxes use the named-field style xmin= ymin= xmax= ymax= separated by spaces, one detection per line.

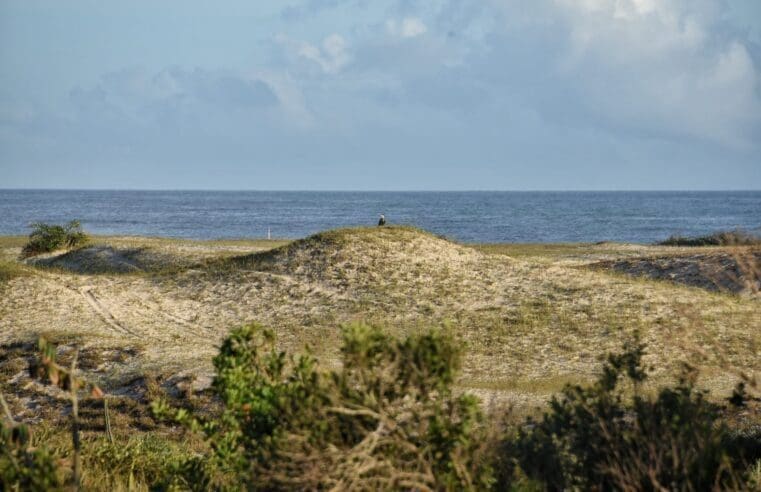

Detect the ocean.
xmin=0 ymin=190 xmax=759 ymax=243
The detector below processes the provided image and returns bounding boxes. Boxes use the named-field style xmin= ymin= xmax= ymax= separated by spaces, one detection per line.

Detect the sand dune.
xmin=1 ymin=227 xmax=759 ymax=419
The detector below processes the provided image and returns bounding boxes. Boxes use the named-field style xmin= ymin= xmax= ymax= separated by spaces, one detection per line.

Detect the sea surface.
xmin=0 ymin=190 xmax=759 ymax=243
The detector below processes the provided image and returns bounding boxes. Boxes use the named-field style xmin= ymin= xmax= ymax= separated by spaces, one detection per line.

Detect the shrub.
xmin=496 ymin=342 xmax=753 ymax=490
xmin=21 ymin=220 xmax=88 ymax=258
xmin=0 ymin=395 xmax=61 ymax=491
xmin=658 ymin=229 xmax=761 ymax=247
xmin=153 ymin=322 xmax=493 ymax=491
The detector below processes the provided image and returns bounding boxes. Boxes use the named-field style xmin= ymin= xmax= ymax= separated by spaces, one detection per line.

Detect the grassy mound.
xmin=27 ymin=245 xmax=192 ymax=274
xmin=215 ymin=225 xmax=482 ymax=283
xmin=658 ymin=230 xmax=761 ymax=247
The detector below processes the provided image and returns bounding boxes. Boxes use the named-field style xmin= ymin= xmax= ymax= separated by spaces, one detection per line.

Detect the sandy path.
xmin=77 ymin=286 xmax=142 ymax=338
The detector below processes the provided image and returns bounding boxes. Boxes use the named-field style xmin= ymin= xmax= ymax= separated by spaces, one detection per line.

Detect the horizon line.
xmin=2 ymin=188 xmax=761 ymax=193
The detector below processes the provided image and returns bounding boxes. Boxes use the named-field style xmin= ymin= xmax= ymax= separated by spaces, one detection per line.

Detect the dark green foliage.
xmin=21 ymin=220 xmax=89 ymax=258
xmin=497 ymin=342 xmax=750 ymax=490
xmin=658 ymin=229 xmax=761 ymax=246
xmin=1 ymin=412 xmax=61 ymax=491
xmin=153 ymin=322 xmax=492 ymax=491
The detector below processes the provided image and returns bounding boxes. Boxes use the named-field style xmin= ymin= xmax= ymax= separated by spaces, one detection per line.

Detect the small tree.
xmin=21 ymin=220 xmax=88 ymax=258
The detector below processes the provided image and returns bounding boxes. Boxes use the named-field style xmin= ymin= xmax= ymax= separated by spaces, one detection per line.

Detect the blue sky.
xmin=1 ymin=0 xmax=760 ymax=190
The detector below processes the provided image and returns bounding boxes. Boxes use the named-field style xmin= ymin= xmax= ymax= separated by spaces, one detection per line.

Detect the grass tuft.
xmin=0 ymin=260 xmax=30 ymax=283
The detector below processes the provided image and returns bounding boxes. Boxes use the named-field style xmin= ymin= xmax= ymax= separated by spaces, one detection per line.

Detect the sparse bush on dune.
xmin=20 ymin=220 xmax=89 ymax=258
xmin=658 ymin=229 xmax=761 ymax=247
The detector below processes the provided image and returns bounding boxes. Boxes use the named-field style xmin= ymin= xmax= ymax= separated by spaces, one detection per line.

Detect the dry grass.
xmin=1 ymin=227 xmax=759 ymax=420
xmin=0 ymin=260 xmax=31 ymax=283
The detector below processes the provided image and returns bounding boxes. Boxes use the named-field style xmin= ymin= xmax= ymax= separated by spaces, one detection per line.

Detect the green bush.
xmin=153 ymin=322 xmax=493 ymax=491
xmin=496 ymin=342 xmax=754 ymax=490
xmin=658 ymin=229 xmax=761 ymax=246
xmin=21 ymin=220 xmax=88 ymax=258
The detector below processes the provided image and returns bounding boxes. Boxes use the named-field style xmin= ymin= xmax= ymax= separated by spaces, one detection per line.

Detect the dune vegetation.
xmin=658 ymin=229 xmax=761 ymax=247
xmin=1 ymin=226 xmax=760 ymax=489
xmin=20 ymin=221 xmax=89 ymax=259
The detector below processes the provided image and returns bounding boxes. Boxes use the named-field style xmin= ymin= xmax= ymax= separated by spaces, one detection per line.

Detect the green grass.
xmin=16 ymin=425 xmax=209 ymax=491
xmin=472 ymin=242 xmax=626 ymax=259
xmin=101 ymin=235 xmax=291 ymax=250
xmin=0 ymin=235 xmax=27 ymax=249
xmin=460 ymin=374 xmax=585 ymax=394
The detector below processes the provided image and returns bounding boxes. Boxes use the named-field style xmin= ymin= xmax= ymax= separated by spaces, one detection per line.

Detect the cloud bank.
xmin=1 ymin=0 xmax=759 ymax=189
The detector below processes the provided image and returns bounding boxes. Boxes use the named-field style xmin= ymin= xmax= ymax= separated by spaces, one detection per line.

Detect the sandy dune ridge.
xmin=1 ymin=227 xmax=759 ymax=418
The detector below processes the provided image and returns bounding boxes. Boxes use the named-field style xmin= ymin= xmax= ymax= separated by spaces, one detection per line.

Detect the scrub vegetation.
xmin=1 ymin=225 xmax=760 ymax=489
xmin=2 ymin=330 xmax=760 ymax=490
xmin=20 ymin=220 xmax=89 ymax=259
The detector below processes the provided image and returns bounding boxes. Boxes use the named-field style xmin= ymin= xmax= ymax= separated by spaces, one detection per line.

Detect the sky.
xmin=1 ymin=0 xmax=760 ymax=190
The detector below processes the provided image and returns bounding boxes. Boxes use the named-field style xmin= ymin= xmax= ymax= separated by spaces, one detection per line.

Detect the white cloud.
xmin=296 ymin=33 xmax=351 ymax=73
xmin=386 ymin=17 xmax=428 ymax=38
xmin=253 ymin=69 xmax=315 ymax=128
xmin=484 ymin=0 xmax=761 ymax=148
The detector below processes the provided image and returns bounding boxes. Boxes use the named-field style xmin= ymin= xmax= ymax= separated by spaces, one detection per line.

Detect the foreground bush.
xmin=497 ymin=342 xmax=757 ymax=490
xmin=4 ymin=327 xmax=760 ymax=490
xmin=21 ymin=220 xmax=88 ymax=258
xmin=154 ymin=323 xmax=493 ymax=491
xmin=658 ymin=229 xmax=761 ymax=246
xmin=0 ymin=396 xmax=60 ymax=491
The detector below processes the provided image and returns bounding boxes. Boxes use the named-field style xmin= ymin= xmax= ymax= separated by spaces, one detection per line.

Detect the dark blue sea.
xmin=0 ymin=190 xmax=759 ymax=243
